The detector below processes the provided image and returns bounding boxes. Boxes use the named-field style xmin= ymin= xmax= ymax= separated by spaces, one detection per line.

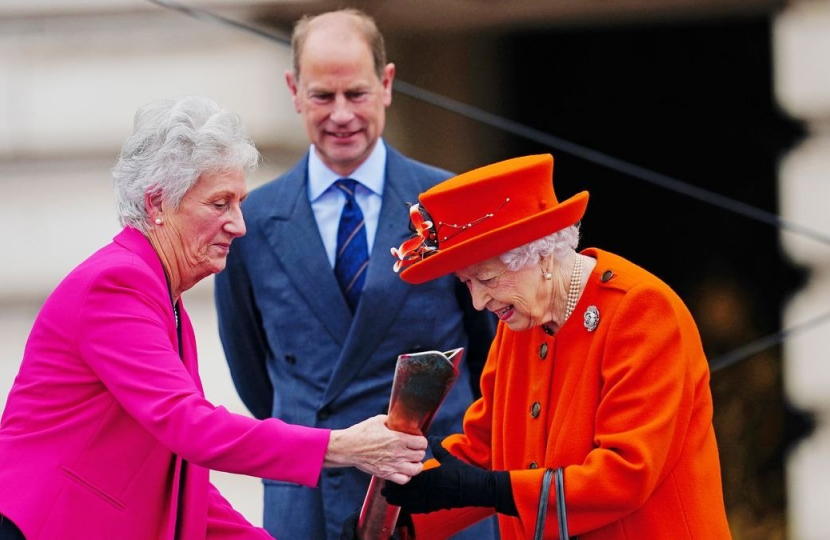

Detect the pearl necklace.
xmin=564 ymin=254 xmax=583 ymax=322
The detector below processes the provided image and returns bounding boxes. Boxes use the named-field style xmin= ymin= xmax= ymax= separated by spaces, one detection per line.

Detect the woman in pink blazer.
xmin=0 ymin=97 xmax=427 ymax=540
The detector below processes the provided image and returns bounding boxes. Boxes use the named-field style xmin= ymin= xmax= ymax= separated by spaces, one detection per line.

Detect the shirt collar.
xmin=308 ymin=139 xmax=386 ymax=201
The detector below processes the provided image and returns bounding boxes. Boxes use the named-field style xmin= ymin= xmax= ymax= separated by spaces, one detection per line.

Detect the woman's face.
xmin=162 ymin=168 xmax=247 ymax=290
xmin=455 ymin=255 xmax=552 ymax=331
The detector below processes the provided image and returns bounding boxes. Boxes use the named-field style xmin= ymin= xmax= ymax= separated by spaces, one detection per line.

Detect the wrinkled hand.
xmin=382 ymin=437 xmax=515 ymax=515
xmin=339 ymin=509 xmax=415 ymax=540
xmin=325 ymin=415 xmax=427 ymax=485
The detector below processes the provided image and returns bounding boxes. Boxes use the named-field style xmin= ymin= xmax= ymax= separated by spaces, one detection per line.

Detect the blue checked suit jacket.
xmin=215 ymin=145 xmax=497 ymax=540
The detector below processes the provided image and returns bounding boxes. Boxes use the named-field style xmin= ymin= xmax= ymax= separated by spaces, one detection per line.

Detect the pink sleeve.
xmin=75 ymin=263 xmax=330 ymax=487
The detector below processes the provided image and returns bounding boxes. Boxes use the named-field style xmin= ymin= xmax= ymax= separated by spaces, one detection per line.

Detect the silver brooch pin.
xmin=584 ymin=305 xmax=600 ymax=332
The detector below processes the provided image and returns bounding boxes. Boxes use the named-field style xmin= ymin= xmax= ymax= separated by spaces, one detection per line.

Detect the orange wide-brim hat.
xmin=396 ymin=154 xmax=589 ymax=284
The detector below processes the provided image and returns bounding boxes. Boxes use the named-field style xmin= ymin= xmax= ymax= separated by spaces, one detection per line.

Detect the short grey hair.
xmin=112 ymin=96 xmax=259 ymax=233
xmin=499 ymin=224 xmax=581 ymax=271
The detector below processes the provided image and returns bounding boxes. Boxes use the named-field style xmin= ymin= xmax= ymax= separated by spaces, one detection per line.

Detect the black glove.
xmin=340 ymin=509 xmax=415 ymax=540
xmin=382 ymin=437 xmax=518 ymax=516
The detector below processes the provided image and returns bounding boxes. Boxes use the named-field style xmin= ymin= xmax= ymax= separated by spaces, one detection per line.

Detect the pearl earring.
xmin=540 ymin=258 xmax=552 ymax=280
xmin=155 ymin=217 xmax=163 ymax=225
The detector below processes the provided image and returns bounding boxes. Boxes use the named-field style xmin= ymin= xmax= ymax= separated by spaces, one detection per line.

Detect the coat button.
xmin=539 ymin=343 xmax=548 ymax=360
xmin=529 ymin=462 xmax=539 ymax=469
xmin=601 ymin=270 xmax=614 ymax=282
xmin=530 ymin=401 xmax=541 ymax=418
xmin=317 ymin=406 xmax=332 ymax=421
xmin=285 ymin=354 xmax=297 ymax=365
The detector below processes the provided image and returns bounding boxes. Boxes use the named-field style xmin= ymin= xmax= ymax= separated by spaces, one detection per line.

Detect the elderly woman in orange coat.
xmin=381 ymin=154 xmax=731 ymax=539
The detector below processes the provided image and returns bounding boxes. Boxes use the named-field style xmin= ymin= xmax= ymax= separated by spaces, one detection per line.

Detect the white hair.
xmin=499 ymin=223 xmax=581 ymax=271
xmin=112 ymin=96 xmax=259 ymax=233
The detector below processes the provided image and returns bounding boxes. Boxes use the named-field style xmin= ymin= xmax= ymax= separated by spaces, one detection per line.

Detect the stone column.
xmin=774 ymin=3 xmax=830 ymax=538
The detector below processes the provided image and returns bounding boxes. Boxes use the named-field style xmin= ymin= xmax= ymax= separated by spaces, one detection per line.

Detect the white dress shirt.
xmin=307 ymin=140 xmax=386 ymax=268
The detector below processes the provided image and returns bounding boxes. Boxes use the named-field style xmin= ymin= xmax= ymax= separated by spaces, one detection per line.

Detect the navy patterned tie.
xmin=334 ymin=179 xmax=369 ymax=312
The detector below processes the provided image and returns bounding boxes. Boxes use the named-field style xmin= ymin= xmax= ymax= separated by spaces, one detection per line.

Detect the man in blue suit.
xmin=215 ymin=9 xmax=497 ymax=540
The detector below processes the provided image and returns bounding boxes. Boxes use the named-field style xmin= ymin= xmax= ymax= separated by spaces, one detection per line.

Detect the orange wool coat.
xmin=412 ymin=248 xmax=731 ymax=539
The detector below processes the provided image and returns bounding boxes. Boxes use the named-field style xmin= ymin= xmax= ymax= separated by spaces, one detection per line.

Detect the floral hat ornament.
xmin=392 ymin=154 xmax=589 ymax=284
xmin=391 ymin=204 xmax=437 ymax=273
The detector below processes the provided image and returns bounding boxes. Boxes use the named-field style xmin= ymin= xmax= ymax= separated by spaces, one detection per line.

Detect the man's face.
xmin=286 ymin=29 xmax=394 ymax=177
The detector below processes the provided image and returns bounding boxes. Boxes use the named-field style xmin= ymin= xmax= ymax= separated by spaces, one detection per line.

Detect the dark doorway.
xmin=506 ymin=17 xmax=810 ymax=539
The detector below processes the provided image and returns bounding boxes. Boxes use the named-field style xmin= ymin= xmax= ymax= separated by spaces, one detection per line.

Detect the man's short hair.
xmin=291 ymin=8 xmax=387 ymax=80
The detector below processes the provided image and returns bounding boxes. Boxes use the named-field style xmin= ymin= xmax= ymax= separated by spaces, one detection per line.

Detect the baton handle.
xmin=356 ymin=349 xmax=463 ymax=539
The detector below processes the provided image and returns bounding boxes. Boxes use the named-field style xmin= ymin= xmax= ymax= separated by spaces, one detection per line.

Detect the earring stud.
xmin=155 ymin=217 xmax=163 ymax=225
xmin=542 ymin=270 xmax=552 ymax=280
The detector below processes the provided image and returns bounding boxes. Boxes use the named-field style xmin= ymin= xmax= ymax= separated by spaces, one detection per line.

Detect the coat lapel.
xmin=261 ymin=156 xmax=353 ymax=345
xmin=177 ymin=302 xmax=203 ymax=392
xmin=321 ymin=148 xmax=421 ymax=407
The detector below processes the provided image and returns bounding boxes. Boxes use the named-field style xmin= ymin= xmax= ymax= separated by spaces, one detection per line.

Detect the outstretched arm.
xmin=326 ymin=415 xmax=428 ymax=485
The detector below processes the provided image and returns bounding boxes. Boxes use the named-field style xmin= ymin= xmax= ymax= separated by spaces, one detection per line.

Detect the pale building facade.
xmin=775 ymin=2 xmax=830 ymax=538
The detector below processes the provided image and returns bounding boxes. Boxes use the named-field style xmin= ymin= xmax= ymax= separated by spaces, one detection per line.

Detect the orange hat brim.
xmin=400 ymin=191 xmax=589 ymax=284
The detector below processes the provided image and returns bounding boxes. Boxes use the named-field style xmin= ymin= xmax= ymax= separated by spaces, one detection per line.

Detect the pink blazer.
xmin=0 ymin=227 xmax=331 ymax=539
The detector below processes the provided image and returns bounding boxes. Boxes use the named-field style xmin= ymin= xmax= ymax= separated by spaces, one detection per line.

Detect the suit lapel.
xmin=262 ymin=156 xmax=353 ymax=345
xmin=321 ymin=148 xmax=421 ymax=407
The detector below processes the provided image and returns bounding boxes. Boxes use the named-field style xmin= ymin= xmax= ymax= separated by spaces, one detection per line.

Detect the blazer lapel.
xmin=261 ymin=156 xmax=353 ymax=345
xmin=320 ymin=148 xmax=420 ymax=407
xmin=177 ymin=302 xmax=203 ymax=392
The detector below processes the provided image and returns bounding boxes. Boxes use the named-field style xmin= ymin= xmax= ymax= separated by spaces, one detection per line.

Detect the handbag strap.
xmin=555 ymin=467 xmax=570 ymax=540
xmin=534 ymin=468 xmax=555 ymax=540
xmin=535 ymin=468 xmax=573 ymax=540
